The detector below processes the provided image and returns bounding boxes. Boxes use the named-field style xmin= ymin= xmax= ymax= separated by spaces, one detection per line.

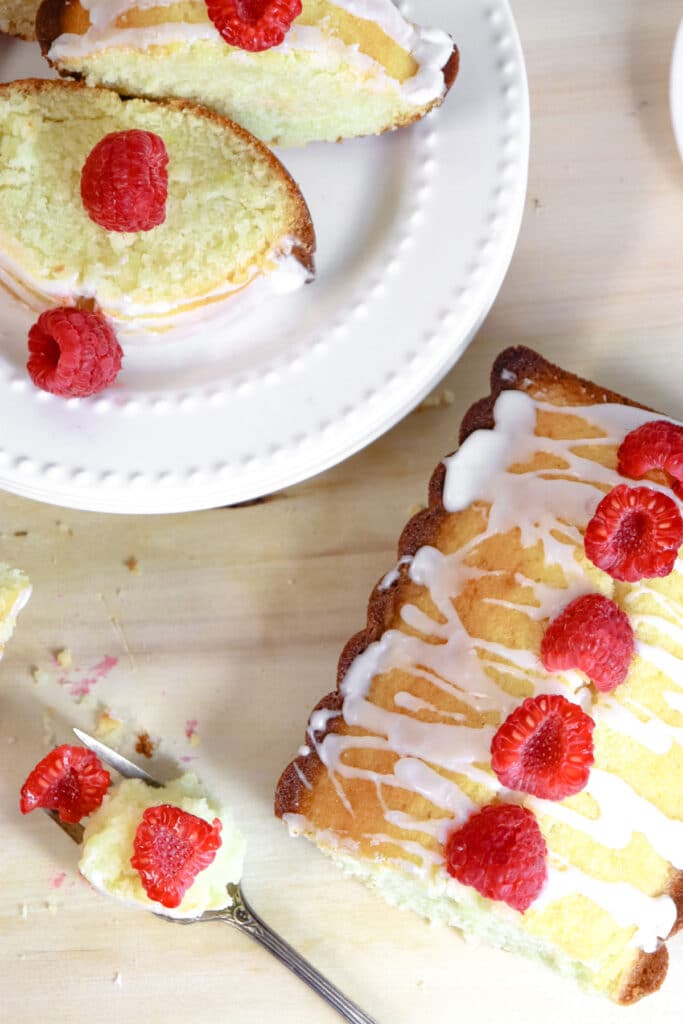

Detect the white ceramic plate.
xmin=670 ymin=16 xmax=683 ymax=160
xmin=0 ymin=0 xmax=529 ymax=513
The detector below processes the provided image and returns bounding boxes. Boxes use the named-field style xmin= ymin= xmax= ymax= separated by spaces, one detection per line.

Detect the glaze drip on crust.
xmin=275 ymin=347 xmax=683 ymax=1002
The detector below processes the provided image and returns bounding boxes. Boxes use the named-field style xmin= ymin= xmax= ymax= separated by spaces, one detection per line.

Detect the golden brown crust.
xmin=618 ymin=944 xmax=669 ymax=1004
xmin=274 ymin=344 xmax=681 ymax=1003
xmin=0 ymin=77 xmax=315 ymax=284
xmin=35 ymin=0 xmax=68 ymax=53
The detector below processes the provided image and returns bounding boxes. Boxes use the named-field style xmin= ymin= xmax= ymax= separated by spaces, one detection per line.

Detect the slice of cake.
xmin=80 ymin=773 xmax=246 ymax=918
xmin=37 ymin=0 xmax=458 ymax=147
xmin=0 ymin=563 xmax=31 ymax=660
xmin=0 ymin=0 xmax=39 ymax=37
xmin=275 ymin=346 xmax=683 ymax=1003
xmin=0 ymin=79 xmax=314 ymax=333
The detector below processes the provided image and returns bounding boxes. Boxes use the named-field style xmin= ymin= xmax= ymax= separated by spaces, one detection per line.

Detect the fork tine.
xmin=73 ymin=728 xmax=163 ymax=788
xmin=44 ymin=808 xmax=84 ymax=844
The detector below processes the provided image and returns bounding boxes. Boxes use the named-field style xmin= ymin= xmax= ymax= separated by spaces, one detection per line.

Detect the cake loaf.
xmin=37 ymin=0 xmax=458 ymax=147
xmin=275 ymin=346 xmax=683 ymax=1002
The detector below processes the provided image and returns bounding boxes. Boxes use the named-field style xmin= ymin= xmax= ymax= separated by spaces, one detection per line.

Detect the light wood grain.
xmin=2 ymin=2 xmax=683 ymax=1021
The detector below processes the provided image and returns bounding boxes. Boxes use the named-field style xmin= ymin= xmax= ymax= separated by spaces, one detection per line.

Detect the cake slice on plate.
xmin=0 ymin=79 xmax=314 ymax=334
xmin=0 ymin=563 xmax=31 ymax=660
xmin=275 ymin=346 xmax=683 ymax=1003
xmin=37 ymin=0 xmax=458 ymax=147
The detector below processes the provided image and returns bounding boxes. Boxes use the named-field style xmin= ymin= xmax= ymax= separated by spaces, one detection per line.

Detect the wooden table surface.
xmin=2 ymin=2 xmax=683 ymax=1022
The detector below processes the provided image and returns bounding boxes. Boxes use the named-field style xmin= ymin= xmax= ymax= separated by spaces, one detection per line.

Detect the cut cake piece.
xmin=37 ymin=0 xmax=458 ymax=147
xmin=0 ymin=0 xmax=39 ymax=38
xmin=0 ymin=563 xmax=31 ymax=659
xmin=0 ymin=79 xmax=314 ymax=333
xmin=275 ymin=346 xmax=683 ymax=1003
xmin=79 ymin=773 xmax=246 ymax=919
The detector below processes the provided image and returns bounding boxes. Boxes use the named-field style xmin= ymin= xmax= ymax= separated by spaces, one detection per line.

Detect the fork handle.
xmin=220 ymin=884 xmax=378 ymax=1024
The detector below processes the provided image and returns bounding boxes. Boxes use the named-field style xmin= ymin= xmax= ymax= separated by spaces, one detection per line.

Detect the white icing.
xmin=0 ymin=244 xmax=308 ymax=337
xmin=665 ymin=690 xmax=683 ymax=714
xmin=380 ymin=554 xmax=413 ymax=590
xmin=49 ymin=0 xmax=453 ymax=107
xmin=536 ymin=866 xmax=676 ymax=955
xmin=294 ymin=389 xmax=683 ymax=957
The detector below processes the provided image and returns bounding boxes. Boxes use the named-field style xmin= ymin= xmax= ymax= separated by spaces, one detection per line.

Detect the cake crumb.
xmin=56 ymin=648 xmax=73 ymax=669
xmin=124 ymin=556 xmax=141 ymax=575
xmin=418 ymin=389 xmax=454 ymax=411
xmin=31 ymin=666 xmax=48 ymax=685
xmin=112 ymin=972 xmax=123 ymax=987
xmin=94 ymin=708 xmax=124 ymax=743
xmin=56 ymin=520 xmax=73 ymax=536
xmin=49 ymin=871 xmax=67 ymax=890
xmin=13 ymin=530 xmax=28 ymax=537
xmin=19 ymin=903 xmax=28 ymax=920
xmin=42 ymin=708 xmax=57 ymax=750
xmin=45 ymin=901 xmax=58 ymax=915
xmin=135 ymin=732 xmax=155 ymax=758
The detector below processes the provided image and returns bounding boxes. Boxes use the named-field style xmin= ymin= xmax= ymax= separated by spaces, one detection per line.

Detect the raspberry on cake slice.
xmin=37 ymin=0 xmax=458 ymax=147
xmin=0 ymin=79 xmax=315 ymax=336
xmin=275 ymin=346 xmax=683 ymax=1003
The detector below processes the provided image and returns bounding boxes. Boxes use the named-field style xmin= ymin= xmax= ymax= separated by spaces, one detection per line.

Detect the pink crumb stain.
xmin=60 ymin=655 xmax=119 ymax=699
xmin=179 ymin=755 xmax=197 ymax=764
xmin=49 ymin=871 xmax=66 ymax=890
xmin=185 ymin=719 xmax=198 ymax=740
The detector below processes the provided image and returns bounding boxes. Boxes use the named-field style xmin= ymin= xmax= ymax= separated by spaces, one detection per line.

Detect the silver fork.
xmin=43 ymin=728 xmax=378 ymax=1024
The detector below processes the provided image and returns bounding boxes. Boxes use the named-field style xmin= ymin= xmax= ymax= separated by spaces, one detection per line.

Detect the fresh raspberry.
xmin=81 ymin=130 xmax=168 ymax=232
xmin=540 ymin=594 xmax=634 ymax=692
xmin=445 ymin=804 xmax=547 ymax=913
xmin=20 ymin=745 xmax=110 ymax=823
xmin=205 ymin=0 xmax=302 ymax=52
xmin=584 ymin=484 xmax=683 ymax=582
xmin=131 ymin=805 xmax=223 ymax=909
xmin=617 ymin=420 xmax=683 ymax=486
xmin=490 ymin=694 xmax=594 ymax=800
xmin=27 ymin=307 xmax=123 ymax=398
